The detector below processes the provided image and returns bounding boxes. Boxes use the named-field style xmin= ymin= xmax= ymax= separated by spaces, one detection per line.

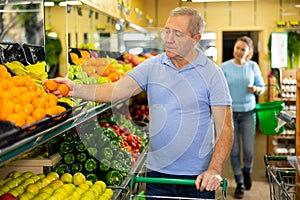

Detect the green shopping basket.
xmin=256 ymin=101 xmax=285 ymax=135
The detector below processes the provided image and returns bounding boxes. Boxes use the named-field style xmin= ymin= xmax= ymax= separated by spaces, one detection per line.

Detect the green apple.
xmin=8 ymin=171 xmax=22 ymax=179
xmin=97 ymin=77 xmax=109 ymax=84
xmin=5 ymin=180 xmax=19 ymax=189
xmin=21 ymin=172 xmax=34 ymax=179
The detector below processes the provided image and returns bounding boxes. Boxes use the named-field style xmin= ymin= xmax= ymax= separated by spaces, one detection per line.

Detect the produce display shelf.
xmin=0 ymin=99 xmax=128 ymax=167
xmin=109 ymin=145 xmax=148 ymax=200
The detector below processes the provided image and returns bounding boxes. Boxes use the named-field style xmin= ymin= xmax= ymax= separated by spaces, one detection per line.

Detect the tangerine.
xmin=44 ymin=79 xmax=58 ymax=91
xmin=32 ymin=98 xmax=46 ymax=109
xmin=57 ymin=84 xmax=69 ymax=96
xmin=32 ymin=107 xmax=46 ymax=121
xmin=23 ymin=103 xmax=35 ymax=115
xmin=108 ymin=72 xmax=122 ymax=82
xmin=6 ymin=113 xmax=26 ymax=127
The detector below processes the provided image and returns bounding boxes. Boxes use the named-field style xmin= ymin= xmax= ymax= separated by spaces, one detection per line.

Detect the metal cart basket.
xmin=129 ymin=174 xmax=227 ymax=200
xmin=264 ymin=155 xmax=296 ymax=200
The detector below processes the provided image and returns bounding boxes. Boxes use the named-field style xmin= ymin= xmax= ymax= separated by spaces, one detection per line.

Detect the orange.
xmin=108 ymin=72 xmax=122 ymax=82
xmin=6 ymin=113 xmax=26 ymax=127
xmin=47 ymin=93 xmax=58 ymax=107
xmin=32 ymin=107 xmax=46 ymax=121
xmin=57 ymin=84 xmax=69 ymax=96
xmin=36 ymin=88 xmax=46 ymax=97
xmin=44 ymin=79 xmax=58 ymax=91
xmin=0 ymin=71 xmax=11 ymax=79
xmin=46 ymin=106 xmax=60 ymax=116
xmin=32 ymin=97 xmax=46 ymax=109
xmin=25 ymin=81 xmax=37 ymax=91
xmin=0 ymin=101 xmax=15 ymax=120
xmin=11 ymin=76 xmax=26 ymax=86
xmin=14 ymin=104 xmax=24 ymax=113
xmin=23 ymin=103 xmax=35 ymax=115
xmin=102 ymin=65 xmax=117 ymax=76
xmin=0 ymin=64 xmax=7 ymax=73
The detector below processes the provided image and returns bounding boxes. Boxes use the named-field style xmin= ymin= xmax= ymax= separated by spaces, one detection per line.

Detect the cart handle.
xmin=276 ymin=169 xmax=296 ymax=182
xmin=131 ymin=174 xmax=227 ymax=190
xmin=264 ymin=155 xmax=289 ymax=166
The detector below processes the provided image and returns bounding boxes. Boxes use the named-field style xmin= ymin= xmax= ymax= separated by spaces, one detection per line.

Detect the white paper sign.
xmin=271 ymin=32 xmax=288 ymax=68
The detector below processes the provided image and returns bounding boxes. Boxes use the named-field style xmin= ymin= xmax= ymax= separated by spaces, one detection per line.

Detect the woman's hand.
xmin=195 ymin=169 xmax=222 ymax=191
xmin=248 ymin=85 xmax=257 ymax=93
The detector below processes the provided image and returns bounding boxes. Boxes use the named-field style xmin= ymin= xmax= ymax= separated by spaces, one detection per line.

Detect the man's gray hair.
xmin=169 ymin=6 xmax=205 ymax=36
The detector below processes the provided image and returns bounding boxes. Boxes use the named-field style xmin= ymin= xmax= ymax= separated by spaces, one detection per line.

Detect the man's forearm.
xmin=209 ymin=106 xmax=234 ymax=174
xmin=73 ymin=83 xmax=114 ymax=103
xmin=208 ymin=127 xmax=233 ymax=174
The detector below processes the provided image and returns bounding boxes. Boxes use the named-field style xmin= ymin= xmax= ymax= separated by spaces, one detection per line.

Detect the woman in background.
xmin=220 ymin=36 xmax=265 ymax=199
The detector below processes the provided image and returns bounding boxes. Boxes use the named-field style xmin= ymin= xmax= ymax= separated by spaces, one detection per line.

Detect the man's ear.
xmin=194 ymin=33 xmax=201 ymax=42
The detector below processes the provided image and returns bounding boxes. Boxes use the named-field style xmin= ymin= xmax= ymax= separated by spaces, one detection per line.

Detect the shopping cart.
xmin=129 ymin=173 xmax=227 ymax=200
xmin=264 ymin=155 xmax=296 ymax=200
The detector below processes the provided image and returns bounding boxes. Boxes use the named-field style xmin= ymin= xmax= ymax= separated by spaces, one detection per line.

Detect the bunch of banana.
xmin=5 ymin=60 xmax=48 ymax=82
xmin=5 ymin=61 xmax=28 ymax=75
xmin=58 ymin=97 xmax=78 ymax=107
xmin=26 ymin=61 xmax=48 ymax=81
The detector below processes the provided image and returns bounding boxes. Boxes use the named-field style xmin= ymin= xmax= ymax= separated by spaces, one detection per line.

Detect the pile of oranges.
xmin=0 ymin=64 xmax=66 ymax=128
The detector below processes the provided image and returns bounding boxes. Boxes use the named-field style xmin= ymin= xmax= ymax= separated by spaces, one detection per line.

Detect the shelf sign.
xmin=271 ymin=32 xmax=288 ymax=68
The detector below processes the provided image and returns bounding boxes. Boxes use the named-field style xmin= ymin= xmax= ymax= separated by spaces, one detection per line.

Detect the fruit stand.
xmin=0 ymin=40 xmax=153 ymax=199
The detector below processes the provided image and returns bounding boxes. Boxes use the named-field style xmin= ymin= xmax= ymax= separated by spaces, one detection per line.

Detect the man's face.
xmin=163 ymin=15 xmax=198 ymax=59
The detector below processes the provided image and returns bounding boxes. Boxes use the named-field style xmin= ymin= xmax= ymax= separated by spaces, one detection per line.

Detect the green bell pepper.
xmin=105 ymin=170 xmax=123 ymax=186
xmin=75 ymin=141 xmax=87 ymax=152
xmin=86 ymin=173 xmax=98 ymax=183
xmin=99 ymin=159 xmax=111 ymax=171
xmin=102 ymin=127 xmax=118 ymax=140
xmin=111 ymin=160 xmax=124 ymax=171
xmin=76 ymin=152 xmax=87 ymax=163
xmin=71 ymin=163 xmax=83 ymax=174
xmin=59 ymin=141 xmax=74 ymax=155
xmin=87 ymin=147 xmax=98 ymax=157
xmin=84 ymin=158 xmax=98 ymax=172
xmin=99 ymin=147 xmax=113 ymax=160
xmin=63 ymin=153 xmax=75 ymax=165
xmin=54 ymin=163 xmax=70 ymax=176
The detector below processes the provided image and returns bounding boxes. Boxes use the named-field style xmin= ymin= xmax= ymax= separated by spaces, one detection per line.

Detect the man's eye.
xmin=175 ymin=31 xmax=183 ymax=37
xmin=165 ymin=29 xmax=170 ymax=34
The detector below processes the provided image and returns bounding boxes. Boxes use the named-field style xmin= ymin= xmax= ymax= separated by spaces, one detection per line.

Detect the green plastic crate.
xmin=255 ymin=101 xmax=285 ymax=135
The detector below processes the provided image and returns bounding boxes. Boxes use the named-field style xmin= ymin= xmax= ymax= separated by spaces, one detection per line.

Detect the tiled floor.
xmin=217 ymin=131 xmax=270 ymax=200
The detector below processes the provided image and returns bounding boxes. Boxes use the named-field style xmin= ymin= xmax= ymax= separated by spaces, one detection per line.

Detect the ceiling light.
xmin=59 ymin=1 xmax=82 ymax=6
xmin=44 ymin=2 xmax=54 ymax=6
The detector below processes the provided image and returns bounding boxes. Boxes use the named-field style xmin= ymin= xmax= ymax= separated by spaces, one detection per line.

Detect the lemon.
xmin=49 ymin=180 xmax=63 ymax=190
xmin=46 ymin=172 xmax=59 ymax=181
xmin=52 ymin=192 xmax=65 ymax=200
xmin=26 ymin=183 xmax=40 ymax=195
xmin=72 ymin=172 xmax=86 ymax=186
xmin=60 ymin=173 xmax=73 ymax=183
xmin=19 ymin=193 xmax=31 ymax=200
xmin=62 ymin=183 xmax=75 ymax=194
xmin=78 ymin=183 xmax=90 ymax=191
xmin=40 ymin=186 xmax=54 ymax=195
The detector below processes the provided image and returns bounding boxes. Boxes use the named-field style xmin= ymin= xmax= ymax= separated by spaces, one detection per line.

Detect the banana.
xmin=59 ymin=97 xmax=78 ymax=107
xmin=5 ymin=61 xmax=28 ymax=76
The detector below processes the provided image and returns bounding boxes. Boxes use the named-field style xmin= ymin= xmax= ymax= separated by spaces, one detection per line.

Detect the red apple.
xmin=0 ymin=193 xmax=17 ymax=200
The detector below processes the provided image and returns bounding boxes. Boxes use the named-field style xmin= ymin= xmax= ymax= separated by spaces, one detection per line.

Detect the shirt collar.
xmin=161 ymin=48 xmax=208 ymax=70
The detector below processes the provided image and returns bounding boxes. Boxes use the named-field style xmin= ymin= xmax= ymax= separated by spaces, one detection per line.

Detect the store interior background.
xmin=1 ymin=0 xmax=299 ymax=199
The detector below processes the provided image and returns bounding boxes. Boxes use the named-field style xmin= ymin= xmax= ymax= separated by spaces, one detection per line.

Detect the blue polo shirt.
xmin=128 ymin=50 xmax=232 ymax=175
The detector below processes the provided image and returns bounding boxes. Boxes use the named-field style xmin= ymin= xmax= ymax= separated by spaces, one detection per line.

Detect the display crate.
xmin=0 ymin=153 xmax=61 ymax=179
